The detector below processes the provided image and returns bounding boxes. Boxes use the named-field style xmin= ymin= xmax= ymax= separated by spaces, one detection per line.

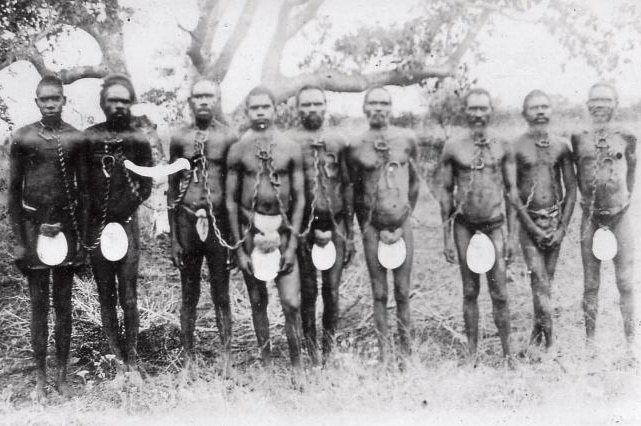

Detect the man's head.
xmin=35 ymin=75 xmax=66 ymax=121
xmin=363 ymin=86 xmax=392 ymax=129
xmin=522 ymin=89 xmax=551 ymax=127
xmin=296 ymin=85 xmax=326 ymax=130
xmin=100 ymin=74 xmax=136 ymax=126
xmin=189 ymin=79 xmax=220 ymax=124
xmin=245 ymin=86 xmax=276 ymax=130
xmin=587 ymin=81 xmax=617 ymax=124
xmin=463 ymin=88 xmax=493 ymax=130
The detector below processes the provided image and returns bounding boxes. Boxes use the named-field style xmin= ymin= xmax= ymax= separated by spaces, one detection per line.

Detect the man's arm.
xmin=74 ymin=133 xmax=91 ymax=253
xmin=7 ymin=133 xmax=26 ymax=253
xmin=439 ymin=142 xmax=457 ymax=263
xmin=623 ymin=132 xmax=637 ymax=194
xmin=501 ymin=140 xmax=519 ymax=260
xmin=407 ymin=131 xmax=420 ymax=210
xmin=166 ymin=132 xmax=184 ymax=266
xmin=559 ymin=143 xmax=578 ymax=232
xmin=287 ymin=141 xmax=305 ymax=250
xmin=225 ymin=144 xmax=243 ymax=247
xmin=134 ymin=135 xmax=154 ymax=202
xmin=339 ymin=137 xmax=354 ymax=241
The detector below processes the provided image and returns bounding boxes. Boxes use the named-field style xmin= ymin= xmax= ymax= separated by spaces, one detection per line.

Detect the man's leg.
xmin=205 ymin=241 xmax=232 ymax=363
xmin=580 ymin=213 xmax=601 ymax=342
xmin=519 ymin=227 xmax=554 ymax=348
xmin=297 ymin=240 xmax=320 ymax=364
xmin=91 ymin=252 xmax=122 ymax=360
xmin=391 ymin=218 xmax=413 ymax=355
xmin=51 ymin=267 xmax=74 ymax=395
xmin=243 ymin=272 xmax=272 ymax=366
xmin=27 ymin=268 xmax=51 ymax=397
xmin=116 ymin=221 xmax=140 ymax=368
xmin=320 ymin=220 xmax=347 ymax=359
xmin=276 ymin=259 xmax=303 ymax=368
xmin=180 ymin=254 xmax=204 ymax=360
xmin=486 ymin=226 xmax=511 ymax=358
xmin=361 ymin=222 xmax=390 ymax=360
xmin=452 ymin=222 xmax=481 ymax=356
xmin=612 ymin=211 xmax=636 ymax=343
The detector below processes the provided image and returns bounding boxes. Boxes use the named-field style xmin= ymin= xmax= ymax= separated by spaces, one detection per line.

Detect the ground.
xmin=0 ymin=123 xmax=640 ymax=425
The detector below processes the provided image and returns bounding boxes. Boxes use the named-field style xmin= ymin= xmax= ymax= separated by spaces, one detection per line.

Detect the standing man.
xmin=572 ymin=82 xmax=636 ymax=345
xmin=439 ymin=88 xmax=518 ymax=362
xmin=286 ymin=85 xmax=355 ymax=365
xmin=514 ymin=90 xmax=577 ymax=349
xmin=226 ymin=86 xmax=305 ymax=368
xmin=347 ymin=86 xmax=419 ymax=360
xmin=8 ymin=75 xmax=89 ymax=398
xmin=84 ymin=74 xmax=153 ymax=375
xmin=167 ymin=80 xmax=237 ymax=367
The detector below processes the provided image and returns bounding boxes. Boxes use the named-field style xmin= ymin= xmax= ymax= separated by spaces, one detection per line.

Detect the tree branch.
xmin=206 ymin=0 xmax=258 ymax=82
xmin=185 ymin=0 xmax=220 ymax=74
xmin=286 ymin=0 xmax=324 ymax=39
xmin=448 ymin=7 xmax=491 ymax=65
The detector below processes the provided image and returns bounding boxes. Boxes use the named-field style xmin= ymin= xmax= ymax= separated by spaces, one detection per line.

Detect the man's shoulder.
xmin=612 ymin=126 xmax=637 ymax=143
xmin=390 ymin=125 xmax=416 ymax=139
xmin=10 ymin=122 xmax=38 ymax=143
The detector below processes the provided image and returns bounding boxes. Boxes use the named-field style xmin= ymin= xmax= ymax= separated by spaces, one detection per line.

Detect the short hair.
xmin=190 ymin=79 xmax=220 ymax=97
xmin=522 ymin=89 xmax=550 ymax=113
xmin=363 ymin=85 xmax=391 ymax=105
xmin=245 ymin=85 xmax=276 ymax=108
xmin=463 ymin=88 xmax=492 ymax=108
xmin=36 ymin=75 xmax=64 ymax=94
xmin=100 ymin=73 xmax=136 ymax=106
xmin=295 ymin=84 xmax=326 ymax=105
xmin=588 ymin=81 xmax=618 ymax=100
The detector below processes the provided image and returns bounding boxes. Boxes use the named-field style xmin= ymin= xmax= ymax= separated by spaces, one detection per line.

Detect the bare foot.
xmin=33 ymin=378 xmax=47 ymax=403
xmin=55 ymin=379 xmax=74 ymax=398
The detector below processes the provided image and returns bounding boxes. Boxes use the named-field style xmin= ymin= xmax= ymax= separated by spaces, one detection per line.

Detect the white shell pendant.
xmin=377 ymin=238 xmax=407 ymax=270
xmin=36 ymin=232 xmax=68 ymax=266
xmin=312 ymin=241 xmax=337 ymax=271
xmin=251 ymin=249 xmax=280 ymax=282
xmin=466 ymin=232 xmax=496 ymax=274
xmin=592 ymin=227 xmax=618 ymax=261
xmin=195 ymin=209 xmax=209 ymax=242
xmin=100 ymin=222 xmax=129 ymax=262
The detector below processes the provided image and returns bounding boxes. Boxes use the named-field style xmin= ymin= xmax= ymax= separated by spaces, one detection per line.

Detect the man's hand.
xmin=13 ymin=243 xmax=27 ymax=261
xmin=505 ymin=237 xmax=518 ymax=265
xmin=543 ymin=227 xmax=565 ymax=248
xmin=72 ymin=246 xmax=88 ymax=266
xmin=343 ymin=239 xmax=356 ymax=266
xmin=237 ymin=249 xmax=253 ymax=276
xmin=443 ymin=239 xmax=458 ymax=264
xmin=279 ymin=247 xmax=296 ymax=275
xmin=170 ymin=241 xmax=184 ymax=269
xmin=529 ymin=227 xmax=548 ymax=248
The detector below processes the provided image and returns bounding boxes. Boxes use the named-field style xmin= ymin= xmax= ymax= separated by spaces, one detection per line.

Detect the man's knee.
xmin=394 ymin=284 xmax=410 ymax=305
xmin=281 ymin=298 xmax=300 ymax=317
xmin=372 ymin=287 xmax=388 ymax=304
xmin=463 ymin=285 xmax=479 ymax=303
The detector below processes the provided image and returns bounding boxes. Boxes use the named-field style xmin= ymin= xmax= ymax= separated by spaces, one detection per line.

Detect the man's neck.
xmin=106 ymin=118 xmax=130 ymax=132
xmin=195 ymin=117 xmax=212 ymax=130
xmin=527 ymin=124 xmax=549 ymax=138
xmin=369 ymin=123 xmax=388 ymax=131
xmin=592 ymin=120 xmax=612 ymax=133
xmin=40 ymin=116 xmax=62 ymax=129
xmin=469 ymin=127 xmax=486 ymax=140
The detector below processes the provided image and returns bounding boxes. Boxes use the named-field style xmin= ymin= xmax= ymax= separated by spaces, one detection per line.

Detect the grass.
xmin=0 ymin=121 xmax=640 ymax=425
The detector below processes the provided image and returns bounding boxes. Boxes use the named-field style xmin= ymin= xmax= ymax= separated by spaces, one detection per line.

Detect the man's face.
xmin=363 ymin=88 xmax=392 ymax=128
xmin=102 ymin=84 xmax=133 ymax=122
xmin=465 ymin=93 xmax=492 ymax=129
xmin=523 ymin=95 xmax=551 ymax=126
xmin=35 ymin=84 xmax=66 ymax=119
xmin=297 ymin=89 xmax=326 ymax=130
xmin=189 ymin=81 xmax=219 ymax=122
xmin=587 ymin=85 xmax=617 ymax=124
xmin=246 ymin=94 xmax=275 ymax=130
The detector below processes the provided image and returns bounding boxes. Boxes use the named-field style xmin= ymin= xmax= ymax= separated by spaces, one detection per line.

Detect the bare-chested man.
xmin=285 ymin=85 xmax=355 ymax=364
xmin=8 ymin=75 xmax=89 ymax=398
xmin=84 ymin=74 xmax=153 ymax=375
xmin=167 ymin=80 xmax=237 ymax=367
xmin=226 ymin=86 xmax=305 ymax=368
xmin=571 ymin=82 xmax=636 ymax=345
xmin=514 ymin=90 xmax=577 ymax=349
xmin=440 ymin=88 xmax=518 ymax=361
xmin=347 ymin=86 xmax=419 ymax=359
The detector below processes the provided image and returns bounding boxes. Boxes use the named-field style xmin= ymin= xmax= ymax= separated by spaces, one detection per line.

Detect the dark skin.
xmin=286 ymin=88 xmax=355 ymax=364
xmin=514 ymin=94 xmax=577 ymax=349
xmin=347 ymin=88 xmax=419 ymax=360
xmin=439 ymin=92 xmax=518 ymax=361
xmin=571 ymin=84 xmax=637 ymax=345
xmin=8 ymin=82 xmax=89 ymax=399
xmin=226 ymin=92 xmax=305 ymax=368
xmin=85 ymin=83 xmax=152 ymax=373
xmin=167 ymin=80 xmax=237 ymax=367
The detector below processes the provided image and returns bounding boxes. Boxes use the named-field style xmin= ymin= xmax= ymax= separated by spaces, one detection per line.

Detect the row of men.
xmin=7 ymin=74 xmax=635 ymax=399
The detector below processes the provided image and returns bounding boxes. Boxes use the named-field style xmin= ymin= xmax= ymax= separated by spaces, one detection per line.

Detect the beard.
xmin=589 ymin=106 xmax=613 ymax=123
xmin=467 ymin=115 xmax=488 ymax=128
xmin=301 ymin=113 xmax=324 ymax=130
xmin=106 ymin=110 xmax=131 ymax=130
xmin=368 ymin=113 xmax=387 ymax=128
xmin=528 ymin=115 xmax=550 ymax=125
xmin=251 ymin=118 xmax=271 ymax=131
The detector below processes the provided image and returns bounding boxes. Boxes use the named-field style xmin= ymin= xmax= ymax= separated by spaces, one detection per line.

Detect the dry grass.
xmin=0 ymin=121 xmax=640 ymax=425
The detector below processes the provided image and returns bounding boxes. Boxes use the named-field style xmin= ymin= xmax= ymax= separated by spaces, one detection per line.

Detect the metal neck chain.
xmin=37 ymin=123 xmax=82 ymax=246
xmin=299 ymin=139 xmax=323 ymax=238
xmin=586 ymin=129 xmax=613 ymax=224
xmin=257 ymin=136 xmax=294 ymax=232
xmin=523 ymin=133 xmax=561 ymax=211
xmin=85 ymin=142 xmax=113 ymax=251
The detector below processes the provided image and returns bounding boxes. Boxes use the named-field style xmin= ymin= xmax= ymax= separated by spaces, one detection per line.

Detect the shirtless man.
xmin=226 ymin=86 xmax=305 ymax=368
xmin=8 ymin=75 xmax=89 ymax=398
xmin=514 ymin=90 xmax=577 ymax=349
xmin=571 ymin=82 xmax=636 ymax=345
xmin=84 ymin=74 xmax=153 ymax=375
xmin=285 ymin=85 xmax=355 ymax=365
xmin=440 ymin=88 xmax=518 ymax=361
xmin=167 ymin=80 xmax=237 ymax=366
xmin=347 ymin=86 xmax=419 ymax=359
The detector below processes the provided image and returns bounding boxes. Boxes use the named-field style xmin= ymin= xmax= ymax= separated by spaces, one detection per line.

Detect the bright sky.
xmin=1 ymin=0 xmax=639 ymax=131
